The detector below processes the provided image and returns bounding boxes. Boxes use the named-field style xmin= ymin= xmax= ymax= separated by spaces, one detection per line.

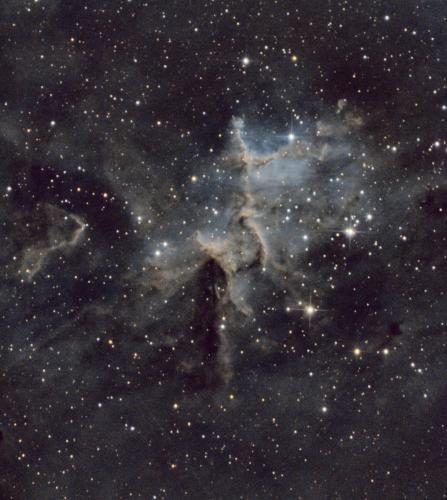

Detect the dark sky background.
xmin=1 ymin=0 xmax=447 ymax=498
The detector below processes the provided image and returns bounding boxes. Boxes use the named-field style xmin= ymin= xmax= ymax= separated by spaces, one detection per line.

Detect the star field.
xmin=1 ymin=1 xmax=447 ymax=499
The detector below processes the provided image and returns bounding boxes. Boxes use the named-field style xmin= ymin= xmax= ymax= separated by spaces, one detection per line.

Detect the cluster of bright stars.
xmin=154 ymin=241 xmax=169 ymax=257
xmin=353 ymin=347 xmax=390 ymax=357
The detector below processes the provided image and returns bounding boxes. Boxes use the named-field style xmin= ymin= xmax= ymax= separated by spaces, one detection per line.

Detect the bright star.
xmin=305 ymin=304 xmax=316 ymax=316
xmin=344 ymin=227 xmax=356 ymax=238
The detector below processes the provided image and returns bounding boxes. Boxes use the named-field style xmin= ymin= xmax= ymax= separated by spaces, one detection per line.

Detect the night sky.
xmin=1 ymin=1 xmax=447 ymax=498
